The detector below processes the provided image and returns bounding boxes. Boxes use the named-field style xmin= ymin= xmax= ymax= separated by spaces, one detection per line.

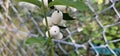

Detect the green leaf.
xmin=91 ymin=31 xmax=101 ymax=37
xmin=111 ymin=26 xmax=118 ymax=30
xmin=106 ymin=29 xmax=110 ymax=33
xmin=17 ymin=0 xmax=41 ymax=7
xmin=93 ymin=40 xmax=103 ymax=44
xmin=107 ymin=36 xmax=112 ymax=40
xmin=110 ymin=30 xmax=117 ymax=35
xmin=116 ymin=35 xmax=120 ymax=38
xmin=49 ymin=0 xmax=88 ymax=11
xmin=109 ymin=44 xmax=115 ymax=49
xmin=25 ymin=37 xmax=46 ymax=45
xmin=82 ymin=29 xmax=89 ymax=35
xmin=69 ymin=51 xmax=76 ymax=56
xmin=90 ymin=0 xmax=97 ymax=4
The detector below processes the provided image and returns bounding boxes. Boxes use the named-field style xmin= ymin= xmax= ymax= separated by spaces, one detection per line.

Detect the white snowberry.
xmin=45 ymin=31 xmax=49 ymax=37
xmin=50 ymin=25 xmax=60 ymax=36
xmin=46 ymin=31 xmax=63 ymax=40
xmin=54 ymin=32 xmax=63 ymax=40
xmin=43 ymin=17 xmax=53 ymax=27
xmin=54 ymin=5 xmax=67 ymax=12
xmin=69 ymin=7 xmax=77 ymax=12
xmin=51 ymin=10 xmax=63 ymax=24
xmin=77 ymin=27 xmax=83 ymax=32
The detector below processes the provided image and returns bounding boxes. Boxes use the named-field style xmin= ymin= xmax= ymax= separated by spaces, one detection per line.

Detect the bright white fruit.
xmin=46 ymin=31 xmax=63 ymax=40
xmin=43 ymin=17 xmax=53 ymax=27
xmin=77 ymin=27 xmax=83 ymax=32
xmin=54 ymin=32 xmax=63 ymax=40
xmin=43 ymin=0 xmax=48 ymax=7
xmin=69 ymin=7 xmax=77 ymax=12
xmin=54 ymin=5 xmax=66 ymax=12
xmin=45 ymin=31 xmax=49 ymax=38
xmin=51 ymin=10 xmax=63 ymax=24
xmin=50 ymin=26 xmax=60 ymax=36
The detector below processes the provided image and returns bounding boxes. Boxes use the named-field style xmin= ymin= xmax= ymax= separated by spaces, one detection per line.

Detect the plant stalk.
xmin=41 ymin=0 xmax=54 ymax=56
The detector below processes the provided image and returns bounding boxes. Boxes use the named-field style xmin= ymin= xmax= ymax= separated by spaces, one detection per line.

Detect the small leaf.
xmin=17 ymin=0 xmax=41 ymax=7
xmin=93 ymin=40 xmax=103 ymax=45
xmin=109 ymin=44 xmax=115 ymax=49
xmin=110 ymin=30 xmax=117 ymax=35
xmin=63 ymin=13 xmax=74 ymax=20
xmin=107 ymin=36 xmax=112 ymax=40
xmin=82 ymin=29 xmax=89 ymax=35
xmin=25 ymin=37 xmax=46 ymax=45
xmin=48 ymin=0 xmax=55 ymax=9
xmin=49 ymin=0 xmax=88 ymax=11
xmin=91 ymin=31 xmax=101 ymax=37
xmin=116 ymin=35 xmax=120 ymax=38
xmin=111 ymin=26 xmax=118 ymax=31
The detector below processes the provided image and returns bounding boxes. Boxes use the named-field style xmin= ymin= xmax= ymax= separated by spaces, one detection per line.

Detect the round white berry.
xmin=43 ymin=0 xmax=48 ymax=7
xmin=77 ymin=27 xmax=83 ymax=32
xmin=46 ymin=31 xmax=52 ymax=38
xmin=54 ymin=32 xmax=63 ymax=40
xmin=51 ymin=10 xmax=63 ymax=24
xmin=54 ymin=5 xmax=67 ymax=12
xmin=50 ymin=26 xmax=60 ymax=36
xmin=69 ymin=7 xmax=77 ymax=12
xmin=45 ymin=31 xmax=49 ymax=37
xmin=43 ymin=17 xmax=53 ymax=27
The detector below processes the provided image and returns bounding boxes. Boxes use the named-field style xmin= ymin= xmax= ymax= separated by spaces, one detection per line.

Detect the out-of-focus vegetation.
xmin=0 ymin=0 xmax=120 ymax=56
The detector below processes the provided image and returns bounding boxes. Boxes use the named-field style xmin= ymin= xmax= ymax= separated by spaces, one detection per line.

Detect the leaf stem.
xmin=41 ymin=0 xmax=54 ymax=56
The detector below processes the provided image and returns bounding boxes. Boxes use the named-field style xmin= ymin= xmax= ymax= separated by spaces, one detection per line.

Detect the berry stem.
xmin=41 ymin=0 xmax=54 ymax=56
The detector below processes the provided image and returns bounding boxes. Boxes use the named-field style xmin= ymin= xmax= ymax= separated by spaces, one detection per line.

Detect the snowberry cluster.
xmin=43 ymin=10 xmax=64 ymax=40
xmin=42 ymin=0 xmax=78 ymax=39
